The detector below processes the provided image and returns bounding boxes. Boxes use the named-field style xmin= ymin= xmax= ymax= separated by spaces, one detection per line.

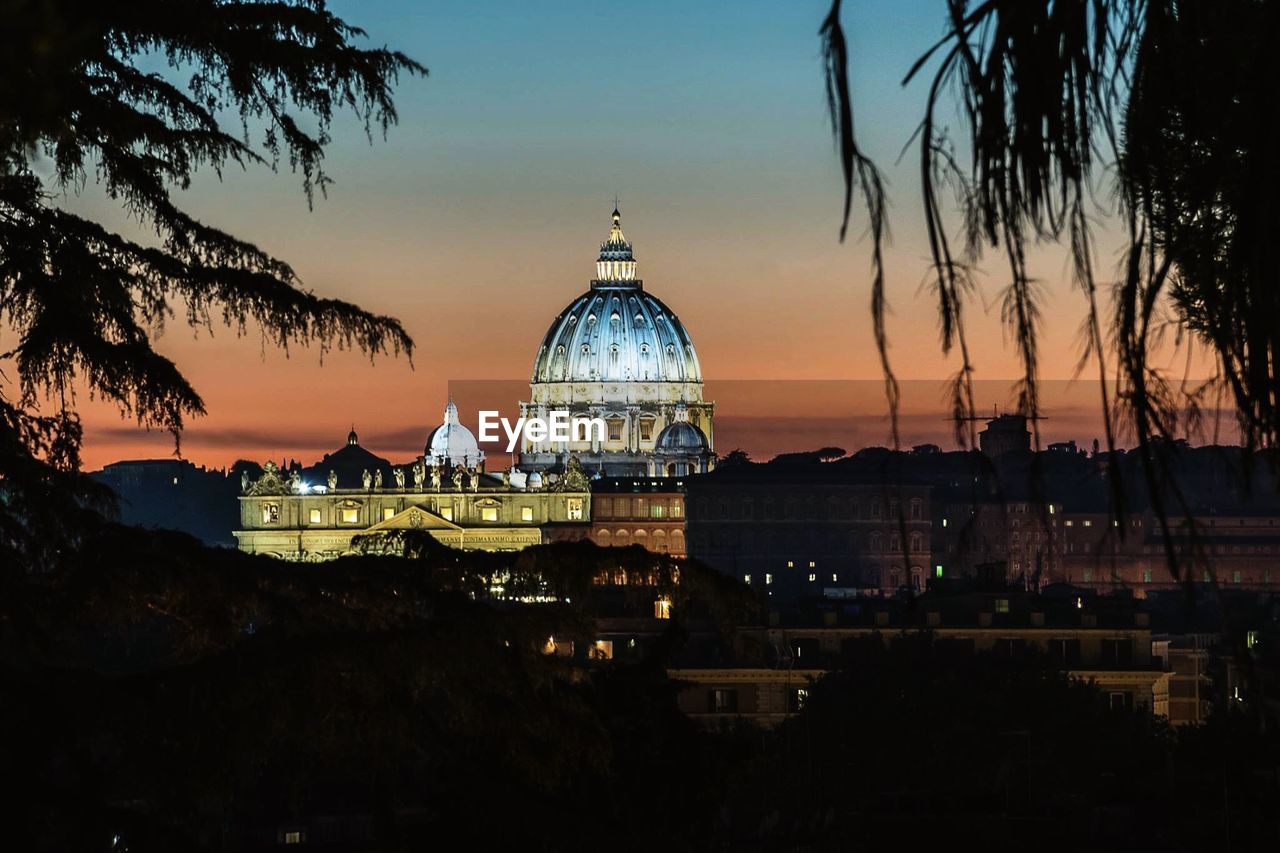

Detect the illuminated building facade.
xmin=234 ymin=418 xmax=591 ymax=560
xmin=588 ymin=476 xmax=687 ymax=556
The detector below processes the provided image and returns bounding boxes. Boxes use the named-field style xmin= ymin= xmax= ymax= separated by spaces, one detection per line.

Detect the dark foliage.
xmin=819 ymin=0 xmax=1280 ymax=578
xmin=725 ymin=635 xmax=1280 ymax=850
xmin=0 ymin=1 xmax=423 ymax=569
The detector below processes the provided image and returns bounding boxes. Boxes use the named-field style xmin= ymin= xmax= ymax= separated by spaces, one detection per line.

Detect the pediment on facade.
xmin=365 ymin=503 xmax=462 ymax=532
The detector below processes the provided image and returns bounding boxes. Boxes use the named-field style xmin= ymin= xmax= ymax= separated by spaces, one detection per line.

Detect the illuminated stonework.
xmin=233 ymin=437 xmax=589 ymax=561
xmin=520 ymin=207 xmax=715 ymax=477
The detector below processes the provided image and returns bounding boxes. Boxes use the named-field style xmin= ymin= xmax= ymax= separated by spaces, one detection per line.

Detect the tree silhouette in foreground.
xmin=820 ymin=1 xmax=1280 ymax=577
xmin=0 ymin=1 xmax=423 ymax=569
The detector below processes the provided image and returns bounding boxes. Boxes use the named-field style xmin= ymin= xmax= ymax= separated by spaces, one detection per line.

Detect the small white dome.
xmin=426 ymin=400 xmax=484 ymax=468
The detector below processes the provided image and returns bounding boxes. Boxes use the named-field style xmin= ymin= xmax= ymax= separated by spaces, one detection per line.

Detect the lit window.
xmin=710 ymin=689 xmax=738 ymax=713
xmin=808 ymin=573 xmax=816 ymax=582
xmin=1233 ymin=570 xmax=1242 ymax=583
xmin=567 ymin=498 xmax=584 ymax=521
xmin=309 ymin=508 xmax=322 ymax=524
xmin=765 ymin=573 xmax=773 ymax=585
xmin=935 ymin=564 xmax=943 ymax=578
xmin=283 ymin=831 xmax=304 ymax=845
xmin=521 ymin=506 xmax=534 ymax=522
xmin=383 ymin=507 xmax=395 ymax=521
xmin=808 ymin=560 xmax=816 ymax=568
xmin=1247 ymin=630 xmax=1260 ymax=649
xmin=1065 ymin=520 xmax=1074 ymax=527
xmin=671 ymin=502 xmax=683 ymax=518
xmin=262 ymin=503 xmax=280 ymax=524
xmin=743 ymin=574 xmax=752 ymax=584
xmin=1142 ymin=569 xmax=1152 ymax=583
xmin=831 ymin=573 xmax=837 ymax=582
xmin=654 ymin=597 xmax=672 ymax=620
xmin=651 ymin=503 xmax=665 ymax=518
xmin=942 ymin=518 xmax=948 ymax=528
xmin=787 ymin=560 xmax=794 ymax=568
xmin=481 ymin=506 xmax=499 ymax=522
xmin=341 ymin=507 xmax=359 ymax=524
xmin=591 ymin=640 xmax=613 ymax=660
xmin=995 ymin=598 xmax=1010 ymax=613
xmin=1083 ymin=520 xmax=1093 ymax=527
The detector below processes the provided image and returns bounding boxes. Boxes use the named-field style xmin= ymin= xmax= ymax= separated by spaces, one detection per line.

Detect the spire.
xmin=444 ymin=398 xmax=460 ymax=425
xmin=596 ymin=205 xmax=638 ymax=284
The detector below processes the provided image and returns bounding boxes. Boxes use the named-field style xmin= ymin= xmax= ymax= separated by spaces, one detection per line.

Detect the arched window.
xmin=671 ymin=529 xmax=685 ymax=555
xmin=596 ymin=530 xmax=612 ymax=547
xmin=909 ymin=532 xmax=923 ymax=553
xmin=869 ymin=531 xmax=882 ymax=552
xmin=652 ymin=529 xmax=668 ymax=552
xmin=615 ymin=530 xmax=631 ymax=547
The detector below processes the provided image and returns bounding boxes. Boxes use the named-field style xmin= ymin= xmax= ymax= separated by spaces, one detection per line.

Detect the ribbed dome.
xmin=532 ymin=207 xmax=701 ymax=385
xmin=532 ymin=289 xmax=701 ymax=384
xmin=655 ymin=420 xmax=708 ymax=452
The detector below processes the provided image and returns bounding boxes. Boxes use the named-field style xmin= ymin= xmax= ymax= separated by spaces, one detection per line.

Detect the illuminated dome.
xmin=520 ymin=206 xmax=714 ymax=477
xmin=426 ymin=399 xmax=484 ymax=468
xmin=531 ymin=208 xmax=702 ymax=385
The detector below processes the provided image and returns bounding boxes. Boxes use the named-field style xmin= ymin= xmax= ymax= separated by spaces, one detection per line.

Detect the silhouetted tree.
xmin=0 ymin=1 xmax=424 ymax=569
xmin=819 ymin=1 xmax=1280 ymax=577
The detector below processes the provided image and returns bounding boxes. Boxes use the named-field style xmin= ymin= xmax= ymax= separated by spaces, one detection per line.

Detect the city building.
xmin=234 ymin=413 xmax=592 ymax=559
xmin=670 ymin=589 xmax=1170 ymax=727
xmin=518 ymin=207 xmax=715 ymax=476
xmin=588 ymin=476 xmax=687 ymax=556
xmin=685 ymin=461 xmax=932 ymax=598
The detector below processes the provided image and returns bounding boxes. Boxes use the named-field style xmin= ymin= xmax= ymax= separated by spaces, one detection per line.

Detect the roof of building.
xmin=530 ymin=208 xmax=702 ymax=386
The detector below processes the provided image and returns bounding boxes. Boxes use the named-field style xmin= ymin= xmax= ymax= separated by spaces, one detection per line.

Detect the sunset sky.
xmin=59 ymin=0 xmax=1211 ymax=471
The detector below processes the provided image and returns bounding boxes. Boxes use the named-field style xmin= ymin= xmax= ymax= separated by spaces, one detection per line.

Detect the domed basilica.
xmin=519 ymin=207 xmax=715 ymax=476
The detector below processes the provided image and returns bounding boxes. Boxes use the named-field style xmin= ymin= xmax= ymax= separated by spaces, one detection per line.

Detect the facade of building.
xmin=518 ymin=208 xmax=715 ymax=477
xmin=685 ymin=466 xmax=932 ymax=598
xmin=234 ymin=413 xmax=593 ymax=559
xmin=670 ymin=591 xmax=1170 ymax=727
xmin=938 ymin=501 xmax=1280 ymax=595
xmin=588 ymin=476 xmax=687 ymax=556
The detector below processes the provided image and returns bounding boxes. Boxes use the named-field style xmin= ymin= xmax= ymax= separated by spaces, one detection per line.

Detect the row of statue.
xmin=240 ymin=459 xmax=486 ymax=495
xmin=241 ymin=456 xmax=582 ymax=496
xmin=356 ymin=462 xmax=481 ymax=492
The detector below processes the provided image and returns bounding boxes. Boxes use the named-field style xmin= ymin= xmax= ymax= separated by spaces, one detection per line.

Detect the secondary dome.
xmin=426 ymin=399 xmax=484 ymax=468
xmin=655 ymin=420 xmax=708 ymax=453
xmin=531 ymin=208 xmax=701 ymax=385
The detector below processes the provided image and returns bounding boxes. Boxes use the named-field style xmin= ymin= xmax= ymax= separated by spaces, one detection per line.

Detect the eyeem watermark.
xmin=478 ymin=411 xmax=606 ymax=452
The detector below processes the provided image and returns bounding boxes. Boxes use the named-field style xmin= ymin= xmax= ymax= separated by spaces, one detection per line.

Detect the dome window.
xmin=610 ymin=311 xmax=620 ymax=323
xmin=581 ymin=344 xmax=590 ymax=354
xmin=640 ymin=343 xmax=650 ymax=354
xmin=665 ymin=344 xmax=675 ymax=356
xmin=556 ymin=345 xmax=565 ymax=355
xmin=587 ymin=314 xmax=596 ymax=324
xmin=567 ymin=315 xmax=577 ymax=324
